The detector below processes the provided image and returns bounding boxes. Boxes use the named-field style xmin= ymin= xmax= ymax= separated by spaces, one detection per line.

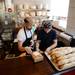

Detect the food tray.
xmin=44 ymin=52 xmax=75 ymax=71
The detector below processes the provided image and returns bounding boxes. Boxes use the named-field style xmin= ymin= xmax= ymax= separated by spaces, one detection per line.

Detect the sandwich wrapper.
xmin=32 ymin=51 xmax=44 ymax=63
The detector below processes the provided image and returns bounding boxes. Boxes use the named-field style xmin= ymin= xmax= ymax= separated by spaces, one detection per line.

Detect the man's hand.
xmin=36 ymin=48 xmax=40 ymax=51
xmin=30 ymin=40 xmax=34 ymax=47
xmin=45 ymin=47 xmax=51 ymax=53
xmin=25 ymin=47 xmax=32 ymax=55
xmin=36 ymin=48 xmax=44 ymax=54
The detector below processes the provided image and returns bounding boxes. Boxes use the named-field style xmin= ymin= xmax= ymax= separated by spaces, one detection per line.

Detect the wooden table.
xmin=0 ymin=55 xmax=55 ymax=75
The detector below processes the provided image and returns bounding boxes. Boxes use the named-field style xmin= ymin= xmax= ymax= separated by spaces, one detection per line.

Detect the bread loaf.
xmin=48 ymin=47 xmax=75 ymax=70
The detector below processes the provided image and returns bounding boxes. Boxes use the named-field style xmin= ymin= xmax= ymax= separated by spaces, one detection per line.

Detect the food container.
xmin=19 ymin=11 xmax=25 ymax=18
xmin=37 ymin=11 xmax=42 ymax=16
xmin=24 ymin=5 xmax=29 ymax=10
xmin=37 ymin=4 xmax=43 ymax=9
xmin=18 ymin=4 xmax=23 ymax=10
xmin=32 ymin=51 xmax=43 ymax=63
xmin=30 ymin=5 xmax=36 ymax=10
xmin=30 ymin=12 xmax=35 ymax=17
xmin=42 ymin=11 xmax=47 ymax=16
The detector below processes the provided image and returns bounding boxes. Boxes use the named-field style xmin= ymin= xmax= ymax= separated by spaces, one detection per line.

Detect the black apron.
xmin=22 ymin=27 xmax=32 ymax=47
xmin=12 ymin=28 xmax=32 ymax=56
xmin=23 ymin=28 xmax=36 ymax=55
xmin=23 ymin=28 xmax=36 ymax=51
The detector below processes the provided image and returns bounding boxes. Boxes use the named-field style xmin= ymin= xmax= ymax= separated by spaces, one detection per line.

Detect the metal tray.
xmin=45 ymin=52 xmax=61 ymax=71
xmin=44 ymin=52 xmax=75 ymax=71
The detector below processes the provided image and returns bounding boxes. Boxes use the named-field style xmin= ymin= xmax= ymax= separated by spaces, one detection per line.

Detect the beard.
xmin=25 ymin=25 xmax=32 ymax=30
xmin=27 ymin=27 xmax=32 ymax=30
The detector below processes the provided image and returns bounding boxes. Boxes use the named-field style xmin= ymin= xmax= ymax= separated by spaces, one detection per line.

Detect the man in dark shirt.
xmin=36 ymin=20 xmax=57 ymax=53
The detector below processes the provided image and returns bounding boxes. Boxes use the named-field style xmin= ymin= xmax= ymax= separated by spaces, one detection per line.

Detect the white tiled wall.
xmin=66 ymin=0 xmax=75 ymax=36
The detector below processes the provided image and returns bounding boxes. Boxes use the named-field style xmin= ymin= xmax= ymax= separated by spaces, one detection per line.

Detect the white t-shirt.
xmin=17 ymin=28 xmax=34 ymax=43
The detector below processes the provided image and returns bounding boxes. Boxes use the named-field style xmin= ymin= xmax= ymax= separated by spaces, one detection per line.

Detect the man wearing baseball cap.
xmin=36 ymin=20 xmax=57 ymax=53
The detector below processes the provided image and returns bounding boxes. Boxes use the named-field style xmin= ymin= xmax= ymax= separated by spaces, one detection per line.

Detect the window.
xmin=50 ymin=0 xmax=70 ymax=29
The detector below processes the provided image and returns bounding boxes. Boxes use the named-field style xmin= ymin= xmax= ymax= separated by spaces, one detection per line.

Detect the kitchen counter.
xmin=0 ymin=55 xmax=55 ymax=75
xmin=0 ymin=55 xmax=75 ymax=75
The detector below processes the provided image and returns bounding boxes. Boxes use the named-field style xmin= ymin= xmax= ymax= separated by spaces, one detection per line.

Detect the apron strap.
xmin=24 ymin=27 xmax=27 ymax=39
xmin=30 ymin=30 xmax=32 ymax=37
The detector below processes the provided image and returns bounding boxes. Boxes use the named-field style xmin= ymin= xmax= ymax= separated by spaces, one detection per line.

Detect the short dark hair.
xmin=24 ymin=17 xmax=33 ymax=24
xmin=42 ymin=20 xmax=52 ymax=29
xmin=24 ymin=18 xmax=29 ymax=23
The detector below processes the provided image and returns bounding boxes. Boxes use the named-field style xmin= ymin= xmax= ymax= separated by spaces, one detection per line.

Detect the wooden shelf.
xmin=18 ymin=9 xmax=50 ymax=12
xmin=31 ymin=16 xmax=49 ymax=19
xmin=16 ymin=8 xmax=50 ymax=25
xmin=28 ymin=9 xmax=50 ymax=12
